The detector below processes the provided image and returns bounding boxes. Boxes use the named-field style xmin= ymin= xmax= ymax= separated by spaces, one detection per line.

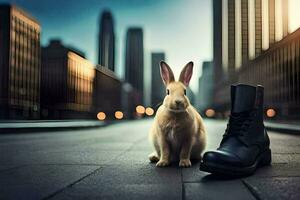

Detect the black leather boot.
xmin=200 ymin=84 xmax=271 ymax=176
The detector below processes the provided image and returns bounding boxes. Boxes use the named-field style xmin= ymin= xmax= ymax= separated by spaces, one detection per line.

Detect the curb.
xmin=265 ymin=122 xmax=300 ymax=135
xmin=0 ymin=120 xmax=107 ymax=134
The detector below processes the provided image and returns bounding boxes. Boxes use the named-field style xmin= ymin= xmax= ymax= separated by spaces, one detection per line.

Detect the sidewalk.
xmin=0 ymin=119 xmax=299 ymax=200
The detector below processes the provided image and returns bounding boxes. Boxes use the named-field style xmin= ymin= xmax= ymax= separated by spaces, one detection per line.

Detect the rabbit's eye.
xmin=166 ymin=89 xmax=170 ymax=95
xmin=184 ymin=89 xmax=186 ymax=95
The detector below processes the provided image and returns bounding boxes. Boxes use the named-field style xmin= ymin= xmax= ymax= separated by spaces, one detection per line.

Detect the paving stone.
xmin=51 ymin=184 xmax=182 ymax=200
xmin=243 ymin=177 xmax=300 ymax=200
xmin=109 ymin=150 xmax=151 ymax=166
xmin=182 ymin=161 xmax=209 ymax=182
xmin=269 ymin=132 xmax=300 ymax=153
xmin=0 ymin=165 xmax=22 ymax=172
xmin=254 ymin=163 xmax=300 ymax=177
xmin=0 ymin=164 xmax=99 ymax=200
xmin=0 ymin=149 xmax=124 ymax=165
xmin=50 ymin=163 xmax=182 ymax=199
xmin=184 ymin=180 xmax=256 ymax=200
xmin=80 ymin=163 xmax=182 ymax=185
xmin=272 ymin=153 xmax=300 ymax=164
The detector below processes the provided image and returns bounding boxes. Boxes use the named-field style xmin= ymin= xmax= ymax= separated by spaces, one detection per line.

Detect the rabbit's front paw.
xmin=179 ymin=159 xmax=191 ymax=167
xmin=156 ymin=159 xmax=170 ymax=167
xmin=148 ymin=152 xmax=159 ymax=163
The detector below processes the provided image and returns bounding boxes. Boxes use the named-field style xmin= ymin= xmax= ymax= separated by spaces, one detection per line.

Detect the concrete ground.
xmin=0 ymin=119 xmax=299 ymax=200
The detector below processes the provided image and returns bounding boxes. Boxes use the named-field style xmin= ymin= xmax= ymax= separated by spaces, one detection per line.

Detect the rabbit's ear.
xmin=179 ymin=61 xmax=193 ymax=86
xmin=160 ymin=61 xmax=175 ymax=85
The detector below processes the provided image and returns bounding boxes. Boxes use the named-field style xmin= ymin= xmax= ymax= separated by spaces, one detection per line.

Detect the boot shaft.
xmin=231 ymin=84 xmax=264 ymax=120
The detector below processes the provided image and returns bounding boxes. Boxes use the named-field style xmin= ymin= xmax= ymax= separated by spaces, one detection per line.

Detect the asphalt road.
xmin=0 ymin=119 xmax=299 ymax=200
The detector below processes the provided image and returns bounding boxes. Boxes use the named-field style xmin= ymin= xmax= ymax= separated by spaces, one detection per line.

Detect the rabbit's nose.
xmin=175 ymin=100 xmax=183 ymax=106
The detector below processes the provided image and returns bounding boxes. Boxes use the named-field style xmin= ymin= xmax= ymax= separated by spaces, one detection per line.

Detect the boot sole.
xmin=199 ymin=149 xmax=272 ymax=176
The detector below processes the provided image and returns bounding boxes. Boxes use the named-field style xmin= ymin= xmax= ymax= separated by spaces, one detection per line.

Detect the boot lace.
xmin=223 ymin=110 xmax=255 ymax=139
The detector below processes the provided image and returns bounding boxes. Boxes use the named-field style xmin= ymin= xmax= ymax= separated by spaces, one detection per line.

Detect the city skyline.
xmin=0 ymin=0 xmax=214 ymax=93
xmin=0 ymin=0 xmax=299 ymax=94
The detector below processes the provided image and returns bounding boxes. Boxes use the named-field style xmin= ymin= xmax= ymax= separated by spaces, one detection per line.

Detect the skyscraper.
xmin=0 ymin=4 xmax=41 ymax=119
xmin=125 ymin=28 xmax=144 ymax=104
xmin=198 ymin=61 xmax=213 ymax=112
xmin=213 ymin=0 xmax=223 ymax=86
xmin=151 ymin=52 xmax=165 ymax=107
xmin=98 ymin=10 xmax=115 ymax=71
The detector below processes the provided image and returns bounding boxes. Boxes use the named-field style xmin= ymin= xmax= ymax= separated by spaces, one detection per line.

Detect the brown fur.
xmin=149 ymin=61 xmax=206 ymax=167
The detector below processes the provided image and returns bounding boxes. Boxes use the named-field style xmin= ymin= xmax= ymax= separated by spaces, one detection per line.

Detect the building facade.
xmin=255 ymin=0 xmax=262 ymax=57
xmin=227 ymin=0 xmax=236 ymax=82
xmin=0 ymin=4 xmax=41 ymax=119
xmin=98 ymin=10 xmax=115 ymax=71
xmin=151 ymin=52 xmax=165 ymax=107
xmin=241 ymin=0 xmax=249 ymax=65
xmin=93 ymin=65 xmax=122 ymax=120
xmin=41 ymin=40 xmax=95 ymax=119
xmin=269 ymin=0 xmax=276 ymax=45
xmin=197 ymin=61 xmax=214 ymax=112
xmin=212 ymin=0 xmax=298 ymax=119
xmin=238 ymin=28 xmax=300 ymax=119
xmin=125 ymin=27 xmax=144 ymax=105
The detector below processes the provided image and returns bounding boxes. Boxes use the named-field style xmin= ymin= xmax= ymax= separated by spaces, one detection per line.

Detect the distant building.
xmin=151 ymin=52 xmax=165 ymax=107
xmin=41 ymin=40 xmax=95 ymax=119
xmin=0 ymin=4 xmax=41 ymax=119
xmin=198 ymin=61 xmax=213 ymax=112
xmin=187 ymin=88 xmax=196 ymax=107
xmin=212 ymin=0 xmax=226 ymax=110
xmin=212 ymin=0 xmax=223 ymax=86
xmin=125 ymin=27 xmax=144 ymax=105
xmin=98 ymin=10 xmax=115 ymax=71
xmin=93 ymin=65 xmax=122 ymax=119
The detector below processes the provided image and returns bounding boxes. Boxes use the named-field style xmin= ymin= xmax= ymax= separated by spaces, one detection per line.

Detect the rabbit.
xmin=148 ymin=61 xmax=206 ymax=167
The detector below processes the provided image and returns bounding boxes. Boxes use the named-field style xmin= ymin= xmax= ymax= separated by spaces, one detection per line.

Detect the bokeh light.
xmin=266 ymin=108 xmax=276 ymax=118
xmin=115 ymin=111 xmax=124 ymax=120
xmin=145 ymin=107 xmax=154 ymax=116
xmin=205 ymin=108 xmax=215 ymax=118
xmin=97 ymin=112 xmax=106 ymax=120
xmin=136 ymin=105 xmax=145 ymax=114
